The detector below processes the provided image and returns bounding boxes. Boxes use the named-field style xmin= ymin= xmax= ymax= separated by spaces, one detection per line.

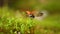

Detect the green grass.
xmin=0 ymin=5 xmax=60 ymax=34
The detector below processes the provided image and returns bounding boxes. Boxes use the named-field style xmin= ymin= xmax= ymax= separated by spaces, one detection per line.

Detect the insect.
xmin=26 ymin=10 xmax=48 ymax=20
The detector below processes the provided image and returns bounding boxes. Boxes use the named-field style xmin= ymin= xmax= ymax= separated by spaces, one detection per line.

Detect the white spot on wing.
xmin=34 ymin=10 xmax=48 ymax=21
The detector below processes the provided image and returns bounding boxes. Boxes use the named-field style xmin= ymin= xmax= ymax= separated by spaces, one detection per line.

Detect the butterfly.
xmin=26 ymin=10 xmax=48 ymax=21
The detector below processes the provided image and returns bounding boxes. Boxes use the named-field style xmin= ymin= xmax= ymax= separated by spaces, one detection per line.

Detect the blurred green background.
xmin=0 ymin=0 xmax=60 ymax=34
